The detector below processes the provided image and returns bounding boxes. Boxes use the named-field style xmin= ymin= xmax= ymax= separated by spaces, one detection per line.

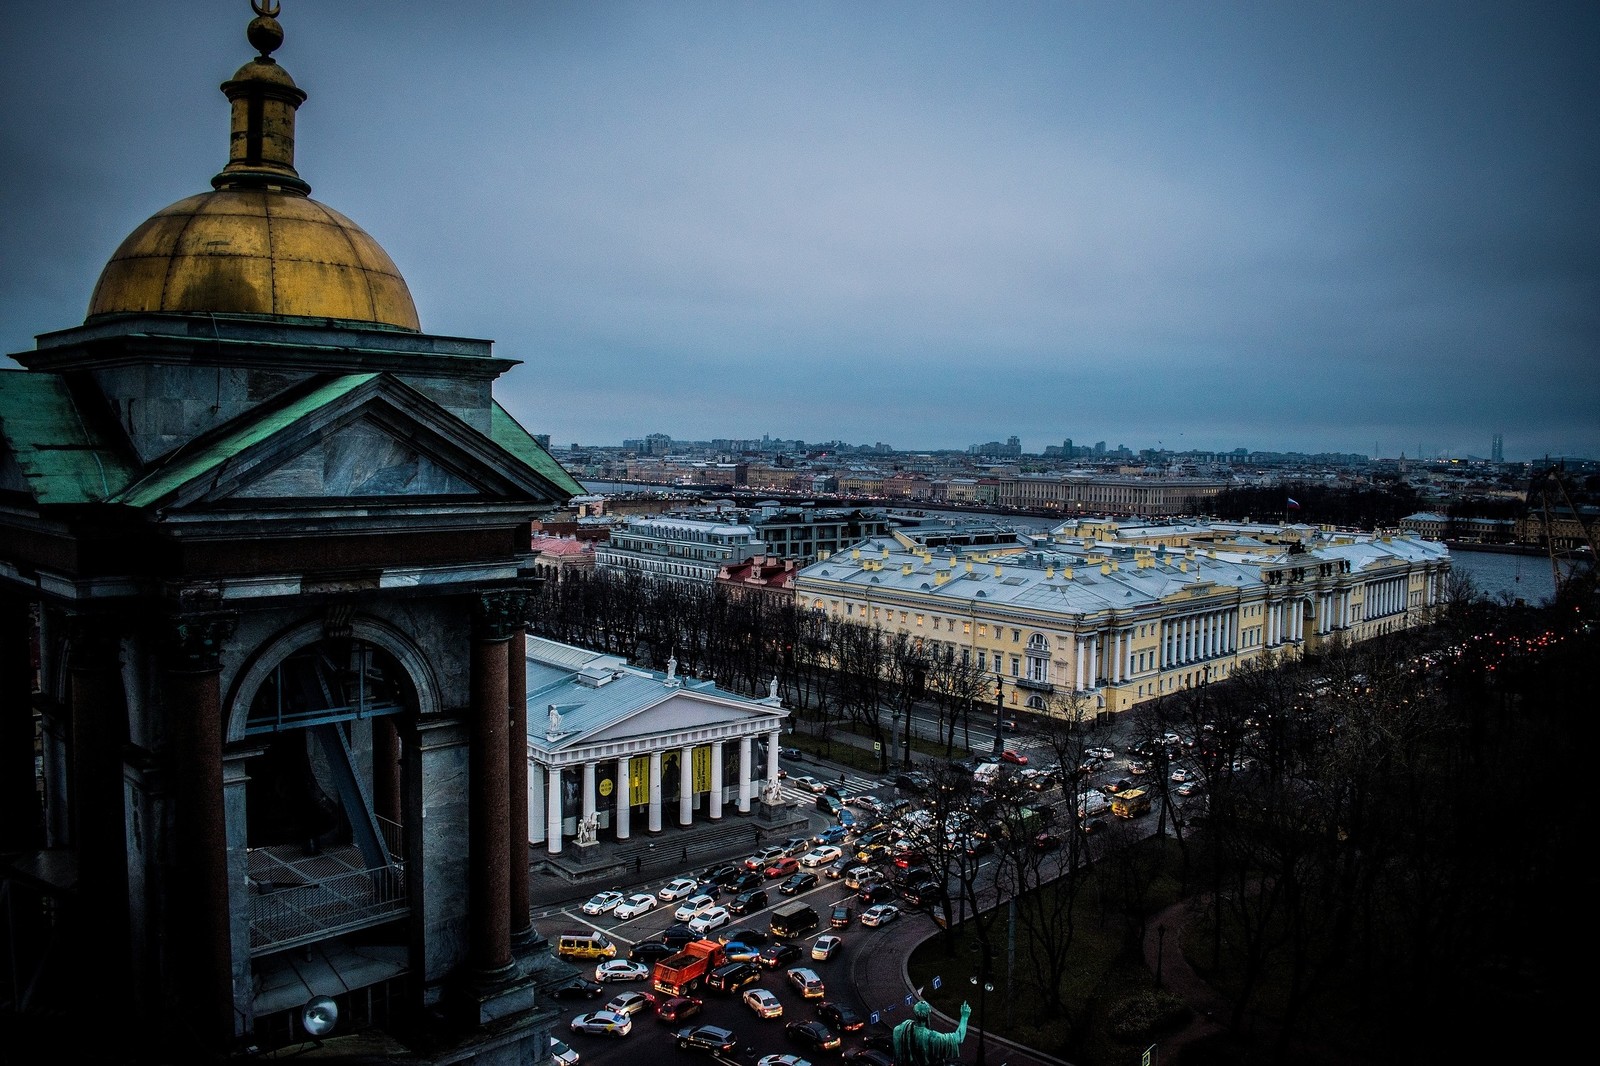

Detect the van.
xmin=705 ymin=961 xmax=760 ymax=993
xmin=556 ymin=930 xmax=616 ymax=961
xmin=769 ymin=901 xmax=819 ymax=940
xmin=1111 ymin=788 xmax=1151 ymax=819
xmin=1076 ymin=790 xmax=1110 ymax=819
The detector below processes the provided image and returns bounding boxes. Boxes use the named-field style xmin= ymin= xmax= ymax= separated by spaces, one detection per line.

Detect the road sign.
xmin=905 ymin=993 xmax=914 ymax=1006
xmin=1142 ymin=1044 xmax=1156 ymax=1066
xmin=932 ymin=976 xmax=941 ymax=990
xmin=871 ymin=1012 xmax=880 ymax=1025
xmin=874 ymin=742 xmax=883 ymax=753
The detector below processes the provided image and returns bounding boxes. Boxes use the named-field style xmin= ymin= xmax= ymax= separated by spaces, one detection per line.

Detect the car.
xmin=550 ymin=1037 xmax=581 ymax=1066
xmin=858 ymin=883 xmax=896 ymax=905
xmin=726 ymin=870 xmax=765 ymax=895
xmin=816 ymin=1002 xmax=864 ymax=1032
xmin=728 ymin=888 xmax=769 ymax=915
xmin=816 ymin=794 xmax=845 ymax=817
xmin=570 ymin=1010 xmax=631 ymax=1037
xmin=675 ymin=1024 xmax=739 ymax=1054
xmin=675 ymin=894 xmax=719 ymax=922
xmin=630 ymin=940 xmax=680 ymax=964
xmin=722 ymin=941 xmax=762 ymax=963
xmin=829 ymin=902 xmax=853 ymax=928
xmin=745 ymin=846 xmax=788 ymax=870
xmin=582 ymin=890 xmax=624 ymax=916
xmin=1128 ymin=760 xmax=1151 ymax=776
xmin=844 ymin=1049 xmax=896 ymax=1066
xmin=594 ymin=959 xmax=650 ymax=983
xmin=855 ymin=844 xmax=890 ymax=866
xmin=849 ymin=793 xmax=883 ymax=812
xmin=780 ymin=747 xmax=804 ymax=760
xmin=700 ymin=863 xmax=742 ymax=887
xmin=780 ymin=872 xmax=818 ymax=896
xmin=800 ymin=845 xmax=842 ymax=868
xmin=811 ymin=934 xmax=842 ymax=961
xmin=744 ymin=988 xmax=785 ymax=1019
xmin=1102 ymin=779 xmax=1132 ymax=795
xmin=785 ymin=1020 xmax=842 ymax=1053
xmin=1176 ymin=781 xmax=1199 ymax=797
xmin=691 ymin=882 xmax=724 ymax=902
xmin=860 ymin=903 xmax=900 ymax=927
xmin=1031 ymin=832 xmax=1062 ymax=853
xmin=1001 ymin=750 xmax=1028 ymax=765
xmin=787 ymin=966 xmax=825 ymax=998
xmin=1161 ymin=731 xmax=1182 ymax=746
xmin=722 ymin=927 xmax=771 ymax=946
xmin=1170 ymin=768 xmax=1193 ymax=783
xmin=613 ymin=893 xmax=658 ymax=920
xmin=893 ymin=772 xmax=929 ymax=792
xmin=1083 ymin=816 xmax=1108 ymax=835
xmin=842 ymin=866 xmax=876 ymax=890
xmin=962 ymin=835 xmax=994 ymax=857
xmin=892 ymin=849 xmax=924 ymax=870
xmin=656 ymin=995 xmax=703 ymax=1023
xmin=900 ymin=878 xmax=944 ymax=906
xmin=604 ymin=991 xmax=658 ymax=1017
xmin=759 ymin=1056 xmax=811 ymax=1066
xmin=782 ymin=835 xmax=814 ymax=856
xmin=659 ymin=877 xmax=699 ymax=902
xmin=661 ymin=923 xmax=695 ymax=948
xmin=550 ymin=976 xmax=605 ymax=999
xmin=792 ymin=775 xmax=823 ymax=793
xmin=813 ymin=825 xmax=849 ymax=847
xmin=765 ymin=856 xmax=801 ymax=879
xmin=759 ymin=942 xmax=803 ymax=969
xmin=689 ymin=906 xmax=731 ymax=935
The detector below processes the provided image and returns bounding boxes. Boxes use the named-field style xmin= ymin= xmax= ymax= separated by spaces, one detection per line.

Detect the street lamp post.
xmin=992 ymin=679 xmax=1005 ymax=757
xmin=969 ymin=945 xmax=995 ymax=1066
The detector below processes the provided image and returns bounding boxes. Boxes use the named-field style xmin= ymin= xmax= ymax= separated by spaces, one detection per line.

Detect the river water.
xmin=577 ymin=481 xmax=1559 ymax=605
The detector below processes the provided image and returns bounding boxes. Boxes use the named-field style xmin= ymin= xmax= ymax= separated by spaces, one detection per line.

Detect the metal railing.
xmin=249 ymin=860 xmax=408 ymax=956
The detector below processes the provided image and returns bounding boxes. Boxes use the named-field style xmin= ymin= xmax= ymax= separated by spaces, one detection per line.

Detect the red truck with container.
xmin=652 ymin=939 xmax=726 ymax=996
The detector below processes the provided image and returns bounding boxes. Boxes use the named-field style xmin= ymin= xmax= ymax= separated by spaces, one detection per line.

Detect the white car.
xmin=860 ymin=903 xmax=900 ymax=927
xmin=581 ymin=890 xmax=624 ymax=916
xmin=604 ymin=991 xmax=657 ymax=1017
xmin=799 ymin=845 xmax=842 ymax=868
xmin=1169 ymin=768 xmax=1193 ymax=783
xmin=613 ymin=893 xmax=657 ymax=920
xmin=570 ymin=1010 xmax=632 ymax=1036
xmin=689 ymin=905 xmax=731 ymax=935
xmin=674 ymin=894 xmax=718 ymax=922
xmin=550 ymin=1037 xmax=581 ymax=1066
xmin=594 ymin=959 xmax=650 ymax=983
xmin=811 ymin=934 xmax=841 ymax=961
xmin=792 ymin=775 xmax=823 ymax=793
xmin=758 ymin=1056 xmax=810 ymax=1066
xmin=743 ymin=987 xmax=784 ymax=1018
xmin=659 ymin=877 xmax=699 ymax=902
xmin=1176 ymin=781 xmax=1200 ymax=797
xmin=786 ymin=966 xmax=825 ymax=998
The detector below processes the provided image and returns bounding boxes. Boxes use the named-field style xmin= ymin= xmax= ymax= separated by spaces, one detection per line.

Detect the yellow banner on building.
xmin=628 ymin=757 xmax=650 ymax=806
xmin=692 ymin=744 xmax=712 ymax=792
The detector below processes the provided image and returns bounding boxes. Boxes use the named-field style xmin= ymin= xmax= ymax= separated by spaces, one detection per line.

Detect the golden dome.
xmin=86 ymin=2 xmax=419 ymax=332
xmin=88 ymin=189 xmax=420 ymax=331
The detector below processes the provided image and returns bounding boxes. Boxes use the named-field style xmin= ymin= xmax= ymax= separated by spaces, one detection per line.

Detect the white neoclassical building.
xmin=524 ymin=637 xmax=787 ymax=854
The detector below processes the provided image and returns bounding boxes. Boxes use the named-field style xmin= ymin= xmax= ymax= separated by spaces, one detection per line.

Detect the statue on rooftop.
xmin=893 ymin=1000 xmax=970 ymax=1066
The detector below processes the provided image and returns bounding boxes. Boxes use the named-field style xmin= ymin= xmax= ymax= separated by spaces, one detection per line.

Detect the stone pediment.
xmin=544 ymin=688 xmax=786 ymax=752
xmin=111 ymin=373 xmax=571 ymax=510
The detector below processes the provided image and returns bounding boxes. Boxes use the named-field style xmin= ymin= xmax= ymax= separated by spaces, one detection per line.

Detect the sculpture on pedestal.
xmin=893 ymin=1000 xmax=970 ymax=1066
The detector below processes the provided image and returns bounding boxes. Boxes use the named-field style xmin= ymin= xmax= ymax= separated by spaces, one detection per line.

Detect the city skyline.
xmin=4 ymin=1 xmax=1596 ymax=462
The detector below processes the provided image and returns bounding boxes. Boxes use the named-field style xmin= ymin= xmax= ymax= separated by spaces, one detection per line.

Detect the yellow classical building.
xmin=792 ymin=521 xmax=1450 ymax=716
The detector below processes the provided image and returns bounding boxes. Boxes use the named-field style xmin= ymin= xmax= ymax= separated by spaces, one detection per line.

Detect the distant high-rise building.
xmin=1492 ymin=433 xmax=1504 ymax=463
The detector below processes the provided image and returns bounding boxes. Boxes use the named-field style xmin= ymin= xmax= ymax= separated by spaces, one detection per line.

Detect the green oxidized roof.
xmin=110 ymin=373 xmax=381 ymax=509
xmin=491 ymin=402 xmax=583 ymax=498
xmin=0 ymin=371 xmax=138 ymax=504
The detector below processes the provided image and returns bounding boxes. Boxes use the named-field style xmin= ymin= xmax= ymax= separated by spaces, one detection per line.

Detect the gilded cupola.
xmin=86 ymin=1 xmax=420 ymax=331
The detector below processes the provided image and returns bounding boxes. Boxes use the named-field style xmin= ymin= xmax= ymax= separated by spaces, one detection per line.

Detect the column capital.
xmin=473 ymin=589 xmax=529 ymax=643
xmin=161 ymin=590 xmax=237 ymax=673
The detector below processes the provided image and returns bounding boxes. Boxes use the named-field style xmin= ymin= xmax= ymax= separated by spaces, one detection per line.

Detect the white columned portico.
xmin=764 ymin=732 xmax=779 ymax=791
xmin=648 ymin=750 xmax=663 ymax=833
xmin=615 ymin=756 xmax=631 ymax=840
xmin=738 ymin=736 xmax=753 ymax=813
xmin=678 ymin=744 xmax=694 ymax=826
xmin=546 ymin=769 xmax=562 ymax=855
xmin=709 ymin=741 xmax=724 ymax=819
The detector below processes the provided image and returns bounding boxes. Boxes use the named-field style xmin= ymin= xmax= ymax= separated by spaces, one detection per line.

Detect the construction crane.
xmin=1526 ymin=465 xmax=1598 ymax=597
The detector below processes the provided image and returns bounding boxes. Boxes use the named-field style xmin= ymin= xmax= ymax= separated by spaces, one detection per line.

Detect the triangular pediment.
xmin=579 ymin=693 xmax=784 ymax=746
xmin=111 ymin=373 xmax=575 ymax=510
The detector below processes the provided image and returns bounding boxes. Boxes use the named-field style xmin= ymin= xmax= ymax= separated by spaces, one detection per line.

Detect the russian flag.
xmin=1287 ymin=498 xmax=1301 ymax=510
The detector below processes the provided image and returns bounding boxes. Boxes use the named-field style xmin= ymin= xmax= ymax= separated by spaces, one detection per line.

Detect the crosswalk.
xmin=775 ymin=770 xmax=881 ymax=804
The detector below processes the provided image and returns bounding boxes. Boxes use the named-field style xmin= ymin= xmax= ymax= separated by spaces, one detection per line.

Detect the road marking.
xmin=558 ymin=912 xmax=636 ymax=946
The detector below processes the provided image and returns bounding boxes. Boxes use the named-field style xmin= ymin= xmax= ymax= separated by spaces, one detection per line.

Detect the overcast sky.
xmin=4 ymin=1 xmax=1596 ymax=460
